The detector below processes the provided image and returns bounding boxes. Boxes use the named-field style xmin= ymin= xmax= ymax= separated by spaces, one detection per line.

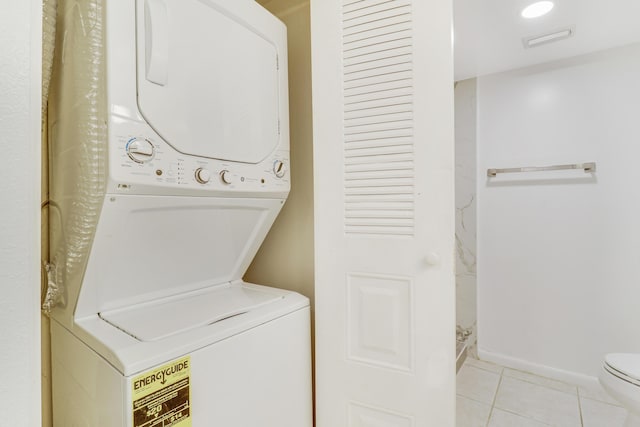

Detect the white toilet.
xmin=599 ymin=353 xmax=640 ymax=427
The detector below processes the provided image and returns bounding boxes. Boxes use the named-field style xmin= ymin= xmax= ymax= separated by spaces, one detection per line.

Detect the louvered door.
xmin=311 ymin=0 xmax=455 ymax=425
xmin=343 ymin=0 xmax=415 ymax=237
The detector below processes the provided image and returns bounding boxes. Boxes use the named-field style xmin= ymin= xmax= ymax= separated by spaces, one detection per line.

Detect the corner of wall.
xmin=244 ymin=1 xmax=315 ymax=306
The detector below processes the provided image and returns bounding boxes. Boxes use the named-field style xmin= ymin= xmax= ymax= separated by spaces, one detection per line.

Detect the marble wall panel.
xmin=454 ymin=79 xmax=477 ymax=356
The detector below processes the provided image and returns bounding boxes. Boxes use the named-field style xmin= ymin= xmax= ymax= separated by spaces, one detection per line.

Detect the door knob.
xmin=424 ymin=252 xmax=441 ymax=267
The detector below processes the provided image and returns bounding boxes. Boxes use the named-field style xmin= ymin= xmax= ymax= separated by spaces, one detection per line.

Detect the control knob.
xmin=273 ymin=160 xmax=286 ymax=178
xmin=220 ymin=170 xmax=233 ymax=185
xmin=195 ymin=168 xmax=211 ymax=184
xmin=126 ymin=138 xmax=155 ymax=163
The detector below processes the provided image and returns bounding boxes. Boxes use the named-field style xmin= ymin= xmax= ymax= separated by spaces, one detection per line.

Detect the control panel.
xmin=109 ymin=127 xmax=290 ymax=197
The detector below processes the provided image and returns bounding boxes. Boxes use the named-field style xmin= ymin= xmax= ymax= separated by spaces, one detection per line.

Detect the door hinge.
xmin=276 ymin=55 xmax=280 ymax=71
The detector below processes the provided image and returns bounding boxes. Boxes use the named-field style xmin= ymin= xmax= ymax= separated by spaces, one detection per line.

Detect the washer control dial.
xmin=126 ymin=138 xmax=155 ymax=163
xmin=220 ymin=170 xmax=233 ymax=185
xmin=273 ymin=160 xmax=286 ymax=178
xmin=195 ymin=168 xmax=211 ymax=184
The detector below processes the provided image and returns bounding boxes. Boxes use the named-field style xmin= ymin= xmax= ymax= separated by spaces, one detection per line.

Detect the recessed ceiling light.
xmin=521 ymin=1 xmax=555 ymax=19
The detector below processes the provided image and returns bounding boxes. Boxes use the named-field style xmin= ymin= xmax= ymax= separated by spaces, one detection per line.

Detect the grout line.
xmin=485 ymin=371 xmax=504 ymax=427
xmin=464 ymin=359 xmax=504 ymax=375
xmin=577 ymin=386 xmax=624 ymax=407
xmin=579 ymin=394 xmax=624 ymax=408
xmin=494 ymin=407 xmax=554 ymax=426
xmin=577 ymin=386 xmax=585 ymax=427
xmin=499 ymin=374 xmax=579 ymax=397
xmin=501 ymin=367 xmax=577 ymax=389
xmin=465 ymin=365 xmax=503 ymax=376
xmin=455 ymin=393 xmax=494 ymax=407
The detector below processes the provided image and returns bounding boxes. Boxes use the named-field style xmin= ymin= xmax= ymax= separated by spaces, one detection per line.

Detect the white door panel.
xmin=312 ymin=0 xmax=455 ymax=425
xmin=136 ymin=0 xmax=281 ymax=163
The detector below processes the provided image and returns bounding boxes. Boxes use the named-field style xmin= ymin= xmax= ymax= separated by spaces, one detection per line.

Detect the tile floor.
xmin=457 ymin=358 xmax=628 ymax=427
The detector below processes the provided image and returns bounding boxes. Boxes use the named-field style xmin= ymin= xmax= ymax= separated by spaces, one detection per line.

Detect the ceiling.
xmin=255 ymin=0 xmax=640 ymax=81
xmin=454 ymin=0 xmax=640 ymax=80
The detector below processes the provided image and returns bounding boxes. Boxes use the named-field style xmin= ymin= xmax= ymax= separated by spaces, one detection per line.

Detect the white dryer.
xmin=47 ymin=0 xmax=312 ymax=426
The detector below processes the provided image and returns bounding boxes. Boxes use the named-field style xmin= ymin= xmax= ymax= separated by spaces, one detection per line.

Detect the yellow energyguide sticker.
xmin=131 ymin=356 xmax=192 ymax=427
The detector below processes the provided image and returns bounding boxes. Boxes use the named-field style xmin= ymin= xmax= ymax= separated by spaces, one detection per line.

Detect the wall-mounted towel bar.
xmin=487 ymin=162 xmax=596 ymax=178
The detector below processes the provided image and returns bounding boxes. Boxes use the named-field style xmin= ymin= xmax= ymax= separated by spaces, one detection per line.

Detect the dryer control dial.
xmin=273 ymin=160 xmax=286 ymax=178
xmin=195 ymin=168 xmax=211 ymax=184
xmin=220 ymin=170 xmax=233 ymax=185
xmin=126 ymin=138 xmax=155 ymax=163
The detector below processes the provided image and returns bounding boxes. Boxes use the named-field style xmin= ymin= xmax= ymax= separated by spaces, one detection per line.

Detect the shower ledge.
xmin=456 ymin=341 xmax=468 ymax=373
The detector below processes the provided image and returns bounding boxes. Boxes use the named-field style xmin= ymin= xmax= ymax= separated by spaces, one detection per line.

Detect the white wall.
xmin=477 ymin=43 xmax=640 ymax=380
xmin=455 ymin=79 xmax=477 ymax=355
xmin=0 ymin=1 xmax=42 ymax=425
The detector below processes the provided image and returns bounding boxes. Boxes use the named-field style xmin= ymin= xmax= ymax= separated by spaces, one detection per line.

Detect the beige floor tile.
xmin=457 ymin=364 xmax=502 ymax=405
xmin=465 ymin=358 xmax=504 ymax=374
xmin=458 ymin=359 xmax=630 ymax=427
xmin=502 ymin=368 xmax=577 ymax=395
xmin=578 ymin=384 xmax=622 ymax=406
xmin=457 ymin=395 xmax=492 ymax=427
xmin=580 ymin=396 xmax=628 ymax=427
xmin=494 ymin=376 xmax=581 ymax=427
xmin=488 ymin=409 xmax=551 ymax=426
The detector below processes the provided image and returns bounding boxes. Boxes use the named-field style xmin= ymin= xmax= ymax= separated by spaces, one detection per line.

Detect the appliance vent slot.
xmin=342 ymin=0 xmax=415 ymax=237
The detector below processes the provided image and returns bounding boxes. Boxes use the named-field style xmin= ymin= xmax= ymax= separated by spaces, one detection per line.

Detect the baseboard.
xmin=478 ymin=348 xmax=601 ymax=390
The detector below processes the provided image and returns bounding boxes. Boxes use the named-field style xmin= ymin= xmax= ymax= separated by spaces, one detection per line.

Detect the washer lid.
xmin=605 ymin=353 xmax=640 ymax=382
xmin=77 ymin=195 xmax=285 ymax=319
xmin=99 ymin=283 xmax=283 ymax=342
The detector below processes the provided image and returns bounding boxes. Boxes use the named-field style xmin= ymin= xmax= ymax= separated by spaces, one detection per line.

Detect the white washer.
xmin=48 ymin=1 xmax=311 ymax=426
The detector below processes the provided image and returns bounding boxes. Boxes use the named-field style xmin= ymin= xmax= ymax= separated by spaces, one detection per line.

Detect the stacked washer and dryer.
xmin=47 ymin=0 xmax=312 ymax=426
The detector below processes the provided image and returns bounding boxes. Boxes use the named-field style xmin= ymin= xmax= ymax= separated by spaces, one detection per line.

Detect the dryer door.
xmin=136 ymin=0 xmax=283 ymax=164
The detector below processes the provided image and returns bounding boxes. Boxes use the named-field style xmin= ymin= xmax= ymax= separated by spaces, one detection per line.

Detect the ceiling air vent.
xmin=523 ymin=27 xmax=575 ymax=48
